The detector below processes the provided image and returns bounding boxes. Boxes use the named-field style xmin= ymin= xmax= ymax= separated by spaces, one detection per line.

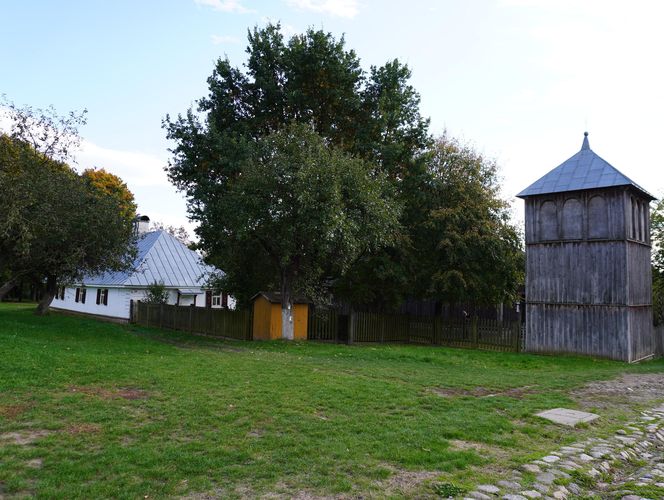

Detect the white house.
xmin=52 ymin=217 xmax=234 ymax=321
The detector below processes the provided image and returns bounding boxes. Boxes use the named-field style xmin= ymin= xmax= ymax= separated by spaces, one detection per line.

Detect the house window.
xmin=211 ymin=292 xmax=228 ymax=308
xmin=75 ymin=288 xmax=86 ymax=304
xmin=96 ymin=288 xmax=108 ymax=306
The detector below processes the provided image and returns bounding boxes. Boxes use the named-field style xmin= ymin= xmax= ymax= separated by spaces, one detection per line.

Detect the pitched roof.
xmin=251 ymin=291 xmax=311 ymax=304
xmin=81 ymin=230 xmax=217 ymax=288
xmin=517 ymin=133 xmax=654 ymax=199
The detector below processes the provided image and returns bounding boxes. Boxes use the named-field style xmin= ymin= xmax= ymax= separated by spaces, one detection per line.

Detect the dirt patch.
xmin=66 ymin=423 xmax=102 ymax=435
xmin=68 ymin=386 xmax=150 ymax=400
xmin=378 ymin=467 xmax=440 ymax=498
xmin=449 ymin=439 xmax=511 ymax=460
xmin=431 ymin=385 xmax=538 ymax=399
xmin=573 ymin=373 xmax=664 ymax=410
xmin=0 ymin=430 xmax=52 ymax=446
xmin=247 ymin=429 xmax=264 ymax=438
xmin=26 ymin=458 xmax=43 ymax=469
xmin=0 ymin=404 xmax=30 ymax=420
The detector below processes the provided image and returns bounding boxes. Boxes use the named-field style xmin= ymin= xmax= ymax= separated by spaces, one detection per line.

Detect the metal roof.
xmin=517 ymin=133 xmax=654 ymax=199
xmin=81 ymin=230 xmax=218 ymax=288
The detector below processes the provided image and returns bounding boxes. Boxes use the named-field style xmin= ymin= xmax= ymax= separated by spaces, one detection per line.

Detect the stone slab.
xmin=535 ymin=408 xmax=599 ymax=427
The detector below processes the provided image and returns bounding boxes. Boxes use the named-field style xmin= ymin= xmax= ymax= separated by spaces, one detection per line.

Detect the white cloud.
xmin=194 ymin=0 xmax=254 ymax=14
xmin=286 ymin=0 xmax=360 ymax=18
xmin=77 ymin=141 xmax=197 ymax=235
xmin=211 ymin=34 xmax=241 ymax=45
xmin=78 ymin=140 xmax=170 ymax=187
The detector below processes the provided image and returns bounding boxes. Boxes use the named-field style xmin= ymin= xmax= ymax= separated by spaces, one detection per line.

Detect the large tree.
xmin=0 ymin=135 xmax=136 ymax=313
xmin=164 ymin=24 xmax=428 ymax=301
xmin=1 ymin=101 xmax=136 ymax=314
xmin=165 ymin=24 xmax=523 ymax=314
xmin=412 ymin=135 xmax=523 ymax=304
xmin=205 ymin=123 xmax=399 ymax=338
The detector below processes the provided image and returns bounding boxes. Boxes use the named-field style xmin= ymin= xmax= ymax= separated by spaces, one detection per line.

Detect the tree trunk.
xmin=280 ymin=273 xmax=294 ymax=340
xmin=0 ymin=279 xmax=17 ymax=301
xmin=35 ymin=275 xmax=57 ymax=316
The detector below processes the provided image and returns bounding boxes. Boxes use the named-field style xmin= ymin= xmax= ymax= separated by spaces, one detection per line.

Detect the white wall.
xmin=52 ymin=287 xmax=131 ymax=320
xmin=52 ymin=286 xmax=236 ymax=320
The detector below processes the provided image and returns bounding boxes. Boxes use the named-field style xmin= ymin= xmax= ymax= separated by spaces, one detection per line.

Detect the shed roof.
xmin=251 ymin=291 xmax=310 ymax=304
xmin=81 ymin=230 xmax=217 ymax=288
xmin=517 ymin=133 xmax=654 ymax=200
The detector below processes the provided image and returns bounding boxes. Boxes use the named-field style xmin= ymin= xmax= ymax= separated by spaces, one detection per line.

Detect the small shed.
xmin=517 ymin=132 xmax=655 ymax=362
xmin=251 ymin=292 xmax=309 ymax=340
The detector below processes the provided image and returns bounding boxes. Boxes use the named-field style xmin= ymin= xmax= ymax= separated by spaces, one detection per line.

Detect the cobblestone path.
xmin=464 ymin=405 xmax=664 ymax=500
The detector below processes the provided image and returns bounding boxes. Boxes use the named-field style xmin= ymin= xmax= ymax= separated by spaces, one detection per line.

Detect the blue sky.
xmin=2 ymin=0 xmax=663 ymax=232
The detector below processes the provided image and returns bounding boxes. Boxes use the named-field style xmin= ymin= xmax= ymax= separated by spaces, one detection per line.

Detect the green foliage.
xmin=205 ymin=123 xmax=400 ymax=305
xmin=0 ymin=101 xmax=136 ymax=313
xmin=340 ymin=134 xmax=524 ymax=307
xmin=164 ymin=24 xmax=521 ymax=309
xmin=652 ymin=197 xmax=664 ymax=325
xmin=569 ymin=469 xmax=597 ymax=489
xmin=82 ymin=168 xmax=137 ymax=222
xmin=432 ymin=482 xmax=467 ymax=497
xmin=144 ymin=281 xmax=169 ymax=304
xmin=418 ymin=135 xmax=524 ymax=304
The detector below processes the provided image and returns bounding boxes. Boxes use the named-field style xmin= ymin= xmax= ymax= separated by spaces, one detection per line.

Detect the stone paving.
xmin=462 ymin=405 xmax=664 ymax=500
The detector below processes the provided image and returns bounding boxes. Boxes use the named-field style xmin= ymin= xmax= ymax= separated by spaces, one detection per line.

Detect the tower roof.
xmin=517 ymin=133 xmax=654 ymax=200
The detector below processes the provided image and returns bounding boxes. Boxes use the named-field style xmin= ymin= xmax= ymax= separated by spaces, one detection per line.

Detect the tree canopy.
xmin=82 ymin=168 xmax=137 ymax=222
xmin=164 ymin=24 xmax=523 ymax=316
xmin=0 ymin=102 xmax=136 ymax=314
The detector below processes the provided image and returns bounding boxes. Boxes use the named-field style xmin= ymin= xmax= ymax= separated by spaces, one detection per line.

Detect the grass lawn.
xmin=1 ymin=302 xmax=663 ymax=498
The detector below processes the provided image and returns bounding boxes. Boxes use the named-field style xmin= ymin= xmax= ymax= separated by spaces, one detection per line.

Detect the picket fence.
xmin=131 ymin=301 xmax=251 ymax=340
xmin=131 ymin=301 xmax=523 ymax=352
xmin=308 ymin=308 xmax=523 ymax=352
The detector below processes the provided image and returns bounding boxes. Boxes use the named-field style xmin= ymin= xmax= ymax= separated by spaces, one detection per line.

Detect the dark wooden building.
xmin=517 ymin=133 xmax=655 ymax=362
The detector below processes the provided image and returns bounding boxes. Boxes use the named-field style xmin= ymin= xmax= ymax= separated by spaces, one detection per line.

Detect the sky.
xmin=2 ymin=0 xmax=663 ymax=234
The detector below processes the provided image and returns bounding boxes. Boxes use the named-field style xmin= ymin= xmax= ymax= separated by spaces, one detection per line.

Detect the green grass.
xmin=1 ymin=303 xmax=663 ymax=498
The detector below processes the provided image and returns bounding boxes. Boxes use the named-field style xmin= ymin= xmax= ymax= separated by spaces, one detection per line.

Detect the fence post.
xmin=512 ymin=321 xmax=521 ymax=352
xmin=159 ymin=303 xmax=164 ymax=329
xmin=348 ymin=309 xmax=355 ymax=345
xmin=471 ymin=316 xmax=478 ymax=348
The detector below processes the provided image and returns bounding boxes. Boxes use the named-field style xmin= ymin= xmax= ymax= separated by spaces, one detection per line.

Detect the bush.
xmin=145 ymin=282 xmax=169 ymax=304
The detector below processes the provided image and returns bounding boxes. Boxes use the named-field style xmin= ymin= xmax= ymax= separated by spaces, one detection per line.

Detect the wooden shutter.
xmin=96 ymin=289 xmax=101 ymax=305
xmin=75 ymin=288 xmax=80 ymax=303
xmin=222 ymin=292 xmax=228 ymax=308
xmin=81 ymin=289 xmax=86 ymax=304
xmin=103 ymin=289 xmax=108 ymax=306
xmin=205 ymin=290 xmax=212 ymax=308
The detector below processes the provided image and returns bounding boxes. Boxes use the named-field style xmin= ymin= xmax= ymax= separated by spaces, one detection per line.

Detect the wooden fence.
xmin=308 ymin=308 xmax=523 ymax=352
xmin=131 ymin=301 xmax=251 ymax=340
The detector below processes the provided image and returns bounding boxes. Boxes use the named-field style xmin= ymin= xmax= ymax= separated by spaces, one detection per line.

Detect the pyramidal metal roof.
xmin=81 ymin=230 xmax=217 ymax=288
xmin=517 ymin=133 xmax=653 ymax=199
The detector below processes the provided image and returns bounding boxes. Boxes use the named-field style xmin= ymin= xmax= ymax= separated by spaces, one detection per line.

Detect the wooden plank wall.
xmin=524 ymin=187 xmax=655 ymax=362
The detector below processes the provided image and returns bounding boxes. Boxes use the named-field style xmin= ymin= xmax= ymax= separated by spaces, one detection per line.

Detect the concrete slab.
xmin=535 ymin=408 xmax=599 ymax=427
